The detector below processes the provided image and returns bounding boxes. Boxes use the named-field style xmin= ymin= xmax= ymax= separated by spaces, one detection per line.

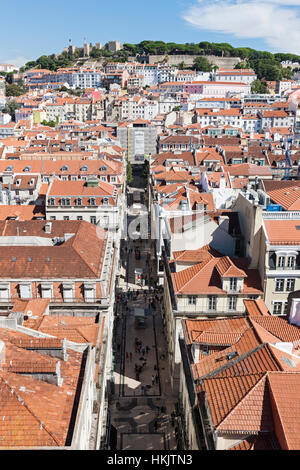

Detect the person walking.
xmin=152 ymin=375 xmax=155 ymax=385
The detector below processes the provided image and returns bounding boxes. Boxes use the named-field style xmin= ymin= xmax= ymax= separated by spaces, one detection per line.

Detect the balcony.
xmin=0 ymin=296 xmax=104 ymax=305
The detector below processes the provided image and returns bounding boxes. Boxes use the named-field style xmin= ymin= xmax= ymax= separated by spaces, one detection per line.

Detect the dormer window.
xmin=90 ymin=198 xmax=96 ymax=206
xmin=229 ymin=278 xmax=238 ymax=292
xmin=15 ymin=179 xmax=21 ymax=186
xmin=287 ymin=256 xmax=295 ymax=269
xmin=81 ymin=166 xmax=88 ymax=172
xmin=103 ymin=198 xmax=109 ymax=205
xmin=24 ymin=166 xmax=31 ymax=172
xmin=277 ymin=256 xmax=285 ymax=268
xmin=49 ymin=198 xmax=55 ymax=206
xmin=76 ymin=198 xmax=82 ymax=206
xmin=61 ymin=165 xmax=69 ymax=172
xmin=100 ymin=166 xmax=107 ymax=171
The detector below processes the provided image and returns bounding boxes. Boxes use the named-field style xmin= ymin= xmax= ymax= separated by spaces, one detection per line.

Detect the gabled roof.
xmin=171 ymin=254 xmax=262 ymax=295
xmin=215 ymin=256 xmax=247 ymax=278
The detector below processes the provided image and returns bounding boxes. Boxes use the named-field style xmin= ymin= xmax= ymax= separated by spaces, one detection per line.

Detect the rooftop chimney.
xmin=44 ymin=222 xmax=52 ymax=234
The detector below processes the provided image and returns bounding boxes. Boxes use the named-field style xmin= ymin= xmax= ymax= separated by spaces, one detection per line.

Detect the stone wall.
xmin=130 ymin=55 xmax=241 ymax=68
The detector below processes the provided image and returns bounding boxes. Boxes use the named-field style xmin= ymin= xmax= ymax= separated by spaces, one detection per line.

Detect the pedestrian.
xmin=155 ymin=374 xmax=159 ymax=384
xmin=146 ymin=345 xmax=150 ymax=354
xmin=130 ymin=352 xmax=132 ymax=362
xmin=142 ymin=348 xmax=145 ymax=356
xmin=154 ymin=364 xmax=157 ymax=371
xmin=152 ymin=375 xmax=155 ymax=385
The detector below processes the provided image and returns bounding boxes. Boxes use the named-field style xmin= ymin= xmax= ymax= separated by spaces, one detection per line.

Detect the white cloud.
xmin=183 ymin=0 xmax=300 ymax=54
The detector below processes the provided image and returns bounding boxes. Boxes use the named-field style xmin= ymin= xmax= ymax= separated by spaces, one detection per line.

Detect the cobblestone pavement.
xmin=109 ymin=169 xmax=179 ymax=451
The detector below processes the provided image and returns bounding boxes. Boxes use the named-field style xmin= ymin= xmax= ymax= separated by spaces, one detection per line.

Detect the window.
xmin=188 ymin=296 xmax=197 ymax=305
xmin=76 ymin=198 xmax=82 ymax=206
xmin=275 ymin=279 xmax=285 ymax=292
xmin=228 ymin=296 xmax=237 ymax=311
xmin=273 ymin=302 xmax=282 ymax=315
xmin=50 ymin=216 xmax=56 ymax=220
xmin=201 ymin=345 xmax=210 ymax=356
xmin=208 ymin=296 xmax=217 ymax=311
xmin=63 ymin=216 xmax=69 ymax=220
xmin=277 ymin=256 xmax=285 ymax=268
xmin=286 ymin=279 xmax=295 ymax=292
xmin=90 ymin=198 xmax=96 ymax=206
xmin=229 ymin=278 xmax=238 ymax=291
xmin=77 ymin=216 xmax=83 ymax=221
xmin=287 ymin=256 xmax=295 ymax=269
xmin=283 ymin=302 xmax=289 ymax=315
xmin=90 ymin=216 xmax=96 ymax=225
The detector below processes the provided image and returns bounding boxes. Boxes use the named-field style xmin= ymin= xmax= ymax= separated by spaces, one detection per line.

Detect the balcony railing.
xmin=0 ymin=296 xmax=104 ymax=305
xmin=263 ymin=212 xmax=300 ymax=220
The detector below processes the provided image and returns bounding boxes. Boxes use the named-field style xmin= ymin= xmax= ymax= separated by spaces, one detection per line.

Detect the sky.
xmin=1 ymin=0 xmax=300 ymax=67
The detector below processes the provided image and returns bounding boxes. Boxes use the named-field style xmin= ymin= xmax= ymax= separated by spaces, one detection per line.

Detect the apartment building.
xmin=213 ymin=68 xmax=257 ymax=85
xmin=117 ymin=120 xmax=158 ymax=163
xmin=0 ymin=330 xmax=96 ymax=449
xmin=46 ymin=178 xmax=121 ymax=229
xmin=0 ymin=219 xmax=115 ymax=306
xmin=260 ymin=217 xmax=300 ymax=315
xmin=162 ymin=245 xmax=263 ymax=390
xmin=178 ymin=313 xmax=300 ymax=450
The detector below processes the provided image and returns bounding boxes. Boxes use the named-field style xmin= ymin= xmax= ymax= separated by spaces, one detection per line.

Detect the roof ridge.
xmin=200 ymin=342 xmax=267 ymax=380
xmin=172 ymin=258 xmax=213 ymax=292
xmin=216 ymin=373 xmax=269 ymax=431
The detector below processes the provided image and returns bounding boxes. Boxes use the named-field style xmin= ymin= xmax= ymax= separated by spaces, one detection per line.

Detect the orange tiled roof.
xmin=264 ymin=219 xmax=300 ymax=245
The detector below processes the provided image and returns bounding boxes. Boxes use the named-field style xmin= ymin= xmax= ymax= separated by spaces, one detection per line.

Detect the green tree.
xmin=41 ymin=119 xmax=57 ymax=127
xmin=234 ymin=61 xmax=250 ymax=69
xmin=251 ymin=79 xmax=269 ymax=94
xmin=3 ymin=100 xmax=20 ymax=121
xmin=5 ymin=82 xmax=26 ymax=97
xmin=192 ymin=56 xmax=212 ymax=72
xmin=143 ymin=160 xmax=149 ymax=178
xmin=127 ymin=160 xmax=133 ymax=185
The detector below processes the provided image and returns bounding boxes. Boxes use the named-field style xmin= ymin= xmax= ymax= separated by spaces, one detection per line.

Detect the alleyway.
xmin=109 ymin=165 xmax=178 ymax=451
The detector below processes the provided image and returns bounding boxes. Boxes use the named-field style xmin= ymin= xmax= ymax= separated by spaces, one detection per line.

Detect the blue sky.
xmin=1 ymin=0 xmax=300 ymax=66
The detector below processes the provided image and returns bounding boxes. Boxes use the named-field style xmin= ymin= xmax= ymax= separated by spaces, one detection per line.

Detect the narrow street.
xmin=109 ymin=165 xmax=178 ymax=451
